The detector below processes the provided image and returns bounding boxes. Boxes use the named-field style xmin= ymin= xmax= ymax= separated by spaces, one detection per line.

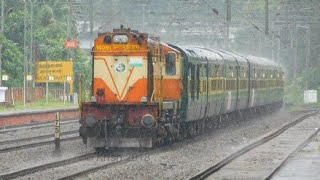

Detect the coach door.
xmin=188 ymin=62 xmax=197 ymax=121
xmin=199 ymin=63 xmax=208 ymax=120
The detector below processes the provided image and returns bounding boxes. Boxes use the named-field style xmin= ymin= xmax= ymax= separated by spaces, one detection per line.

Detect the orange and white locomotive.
xmin=80 ymin=27 xmax=183 ymax=149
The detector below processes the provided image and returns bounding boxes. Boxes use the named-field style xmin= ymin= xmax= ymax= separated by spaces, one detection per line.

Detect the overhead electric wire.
xmin=200 ymin=0 xmax=293 ymax=52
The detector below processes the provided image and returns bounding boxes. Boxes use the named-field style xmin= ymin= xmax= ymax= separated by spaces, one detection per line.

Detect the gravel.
xmin=0 ymin=139 xmax=93 ymax=175
xmin=0 ymin=110 xmax=310 ymax=179
xmin=73 ymin=110 xmax=305 ymax=180
xmin=0 ymin=120 xmax=91 ymax=176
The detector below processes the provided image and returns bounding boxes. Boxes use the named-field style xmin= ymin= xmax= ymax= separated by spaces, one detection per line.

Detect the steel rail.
xmin=0 ymin=153 xmax=95 ymax=179
xmin=0 ymin=136 xmax=80 ymax=153
xmin=0 ymin=119 xmax=78 ymax=134
xmin=57 ymin=156 xmax=132 ymax=180
xmin=0 ymin=130 xmax=78 ymax=145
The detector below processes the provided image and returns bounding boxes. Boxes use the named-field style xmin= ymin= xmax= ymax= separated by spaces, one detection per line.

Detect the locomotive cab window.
xmin=165 ymin=53 xmax=176 ymax=75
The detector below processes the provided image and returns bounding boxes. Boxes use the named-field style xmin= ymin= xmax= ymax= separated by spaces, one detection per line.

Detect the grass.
xmin=284 ymin=103 xmax=320 ymax=112
xmin=0 ymin=100 xmax=79 ymax=112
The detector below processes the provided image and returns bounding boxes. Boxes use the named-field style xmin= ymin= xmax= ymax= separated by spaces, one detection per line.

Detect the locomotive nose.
xmin=141 ymin=114 xmax=155 ymax=128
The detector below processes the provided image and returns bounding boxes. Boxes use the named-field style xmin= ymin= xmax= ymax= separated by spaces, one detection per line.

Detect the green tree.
xmin=0 ymin=34 xmax=24 ymax=87
xmin=1 ymin=0 xmax=90 ymax=93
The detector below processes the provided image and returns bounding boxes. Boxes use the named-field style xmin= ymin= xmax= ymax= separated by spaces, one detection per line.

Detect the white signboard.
xmin=0 ymin=87 xmax=8 ymax=103
xmin=304 ymin=90 xmax=317 ymax=104
xmin=26 ymin=75 xmax=33 ymax=81
xmin=2 ymin=75 xmax=8 ymax=81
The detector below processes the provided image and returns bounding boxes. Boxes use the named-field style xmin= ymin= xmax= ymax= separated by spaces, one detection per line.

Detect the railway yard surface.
xmin=272 ymin=132 xmax=320 ymax=179
xmin=0 ymin=109 xmax=319 ymax=179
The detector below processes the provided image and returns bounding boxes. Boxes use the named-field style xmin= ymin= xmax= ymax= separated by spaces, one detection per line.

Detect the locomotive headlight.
xmin=113 ymin=35 xmax=128 ymax=43
xmin=141 ymin=96 xmax=147 ymax=103
xmin=91 ymin=96 xmax=97 ymax=102
xmin=141 ymin=114 xmax=155 ymax=128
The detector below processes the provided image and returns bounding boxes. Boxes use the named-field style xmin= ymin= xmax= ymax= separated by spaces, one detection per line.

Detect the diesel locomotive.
xmin=79 ymin=27 xmax=284 ymax=149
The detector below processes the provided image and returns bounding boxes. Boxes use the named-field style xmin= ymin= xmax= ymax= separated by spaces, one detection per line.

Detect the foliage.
xmin=1 ymin=0 xmax=89 ymax=93
xmin=284 ymin=78 xmax=304 ymax=104
xmin=300 ymin=68 xmax=320 ymax=90
xmin=285 ymin=68 xmax=320 ymax=104
xmin=0 ymin=34 xmax=24 ymax=87
xmin=3 ymin=7 xmax=25 ymax=44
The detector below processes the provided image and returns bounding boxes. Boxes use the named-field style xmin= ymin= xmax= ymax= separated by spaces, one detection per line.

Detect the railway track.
xmin=189 ymin=110 xmax=320 ymax=180
xmin=0 ymin=153 xmax=96 ymax=179
xmin=0 ymin=133 xmax=80 ymax=153
xmin=0 ymin=119 xmax=78 ymax=134
xmin=0 ymin=130 xmax=78 ymax=145
xmin=0 ymin=149 xmax=148 ymax=179
xmin=57 ymin=155 xmax=132 ymax=180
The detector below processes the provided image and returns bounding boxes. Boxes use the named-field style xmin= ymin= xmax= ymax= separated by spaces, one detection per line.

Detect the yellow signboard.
xmin=36 ymin=61 xmax=73 ymax=83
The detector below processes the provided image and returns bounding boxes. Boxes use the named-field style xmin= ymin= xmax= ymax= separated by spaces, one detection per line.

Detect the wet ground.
xmin=206 ymin=112 xmax=320 ymax=180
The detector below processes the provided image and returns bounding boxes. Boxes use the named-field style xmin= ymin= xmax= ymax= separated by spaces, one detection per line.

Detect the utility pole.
xmin=0 ymin=44 xmax=2 ymax=87
xmin=265 ymin=0 xmax=268 ymax=35
xmin=29 ymin=0 xmax=33 ymax=77
xmin=67 ymin=5 xmax=71 ymax=60
xmin=27 ymin=0 xmax=34 ymax=103
xmin=46 ymin=59 xmax=48 ymax=104
xmin=23 ymin=0 xmax=27 ymax=107
xmin=294 ymin=22 xmax=298 ymax=80
xmin=276 ymin=15 xmax=280 ymax=63
xmin=290 ymin=21 xmax=294 ymax=78
xmin=225 ymin=0 xmax=231 ymax=49
xmin=306 ymin=28 xmax=311 ymax=90
xmin=272 ymin=33 xmax=274 ymax=60
xmin=306 ymin=29 xmax=310 ymax=68
xmin=277 ymin=31 xmax=280 ymax=63
xmin=1 ymin=0 xmax=4 ymax=32
xmin=89 ymin=0 xmax=93 ymax=34
xmin=0 ymin=0 xmax=3 ymax=87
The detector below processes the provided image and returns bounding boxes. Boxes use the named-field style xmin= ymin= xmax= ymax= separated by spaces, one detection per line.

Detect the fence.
xmin=4 ymin=87 xmax=70 ymax=104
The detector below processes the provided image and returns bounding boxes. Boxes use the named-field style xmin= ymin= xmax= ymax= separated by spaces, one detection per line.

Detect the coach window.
xmin=165 ymin=53 xmax=176 ymax=75
xmin=196 ymin=65 xmax=200 ymax=99
xmin=203 ymin=65 xmax=207 ymax=93
xmin=214 ymin=65 xmax=219 ymax=77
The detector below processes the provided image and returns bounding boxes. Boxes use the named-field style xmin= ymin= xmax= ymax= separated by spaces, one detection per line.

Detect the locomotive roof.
xmin=147 ymin=39 xmax=181 ymax=53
